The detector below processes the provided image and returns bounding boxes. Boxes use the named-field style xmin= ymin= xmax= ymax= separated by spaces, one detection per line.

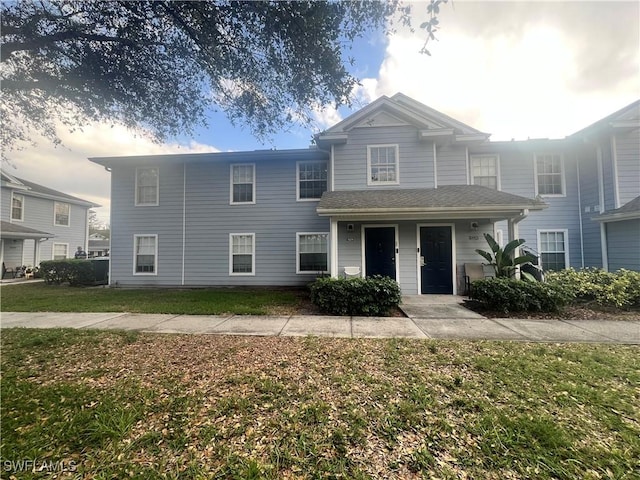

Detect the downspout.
xmin=181 ymin=162 xmax=186 ymax=286
xmin=465 ymin=147 xmax=470 ymax=185
xmin=433 ymin=143 xmax=438 ymax=188
xmin=576 ymin=155 xmax=585 ymax=268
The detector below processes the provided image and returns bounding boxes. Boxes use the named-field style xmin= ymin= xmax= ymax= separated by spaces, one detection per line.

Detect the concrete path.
xmin=1 ymin=311 xmax=638 ymax=344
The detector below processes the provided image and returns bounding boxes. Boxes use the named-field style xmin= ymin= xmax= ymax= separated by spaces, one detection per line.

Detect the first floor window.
xmin=53 ymin=243 xmax=68 ymax=260
xmin=539 ymin=231 xmax=567 ymax=271
xmin=11 ymin=193 xmax=24 ymax=221
xmin=136 ymin=167 xmax=159 ymax=205
xmin=231 ymin=164 xmax=255 ymax=204
xmin=134 ymin=235 xmax=157 ymax=274
xmin=368 ymin=145 xmax=399 ymax=184
xmin=230 ymin=234 xmax=255 ymax=274
xmin=297 ymin=233 xmax=328 ymax=273
xmin=54 ymin=202 xmax=70 ymax=226
xmin=470 ymin=154 xmax=499 ymax=189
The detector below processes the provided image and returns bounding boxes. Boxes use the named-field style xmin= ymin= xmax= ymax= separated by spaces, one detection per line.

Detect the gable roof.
xmin=317 ymin=185 xmax=546 ymax=220
xmin=7 ymin=177 xmax=98 ymax=207
xmin=315 ymin=93 xmax=489 ymax=146
xmin=571 ymin=100 xmax=640 ymax=139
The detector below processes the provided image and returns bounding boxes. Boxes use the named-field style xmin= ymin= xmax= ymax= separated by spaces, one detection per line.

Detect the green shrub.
xmin=309 ymin=275 xmax=401 ymax=316
xmin=546 ymin=268 xmax=640 ymax=308
xmin=39 ymin=260 xmax=95 ymax=286
xmin=470 ymin=277 xmax=571 ymax=313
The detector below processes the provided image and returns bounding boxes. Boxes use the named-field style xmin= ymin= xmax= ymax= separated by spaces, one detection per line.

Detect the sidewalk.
xmin=1 ymin=311 xmax=639 ymax=344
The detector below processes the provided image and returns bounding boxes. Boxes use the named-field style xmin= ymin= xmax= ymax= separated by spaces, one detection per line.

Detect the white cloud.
xmin=358 ymin=1 xmax=639 ymax=140
xmin=6 ymin=123 xmax=219 ymax=225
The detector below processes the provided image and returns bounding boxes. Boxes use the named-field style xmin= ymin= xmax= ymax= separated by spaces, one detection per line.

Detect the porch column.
xmin=507 ymin=209 xmax=528 ymax=278
xmin=330 ymin=217 xmax=338 ymax=278
xmin=34 ymin=239 xmax=41 ymax=266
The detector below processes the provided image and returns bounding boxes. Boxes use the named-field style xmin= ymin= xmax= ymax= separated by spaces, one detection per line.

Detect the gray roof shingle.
xmin=317 ymin=185 xmax=545 ymax=212
xmin=0 ymin=221 xmax=54 ymax=238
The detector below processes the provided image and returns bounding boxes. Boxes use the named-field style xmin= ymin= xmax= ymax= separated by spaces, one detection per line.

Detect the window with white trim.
xmin=535 ymin=154 xmax=564 ymax=196
xmin=53 ymin=243 xmax=68 ymax=260
xmin=538 ymin=231 xmax=568 ymax=271
xmin=231 ymin=164 xmax=255 ymax=204
xmin=368 ymin=145 xmax=399 ymax=185
xmin=134 ymin=235 xmax=157 ymax=274
xmin=54 ymin=202 xmax=70 ymax=226
xmin=297 ymin=161 xmax=327 ymax=200
xmin=135 ymin=167 xmax=159 ymax=206
xmin=297 ymin=233 xmax=328 ymax=273
xmin=470 ymin=154 xmax=499 ymax=189
xmin=230 ymin=233 xmax=255 ymax=275
xmin=11 ymin=193 xmax=24 ymax=221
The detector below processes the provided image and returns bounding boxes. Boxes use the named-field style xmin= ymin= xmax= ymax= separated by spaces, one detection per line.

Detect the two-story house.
xmin=90 ymin=93 xmax=639 ymax=294
xmin=1 ymin=173 xmax=97 ymax=272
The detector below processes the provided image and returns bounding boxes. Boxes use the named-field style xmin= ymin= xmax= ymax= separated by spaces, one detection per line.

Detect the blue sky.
xmin=6 ymin=1 xmax=640 ymax=225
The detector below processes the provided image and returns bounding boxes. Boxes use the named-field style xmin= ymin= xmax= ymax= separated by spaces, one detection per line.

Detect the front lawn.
xmin=2 ymin=328 xmax=638 ymax=479
xmin=0 ymin=283 xmax=304 ymax=315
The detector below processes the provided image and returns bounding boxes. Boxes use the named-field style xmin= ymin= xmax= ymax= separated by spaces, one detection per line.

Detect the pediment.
xmin=352 ymin=110 xmax=412 ymax=129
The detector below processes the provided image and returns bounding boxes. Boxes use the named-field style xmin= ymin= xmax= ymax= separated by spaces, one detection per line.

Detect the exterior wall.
xmin=336 ymin=219 xmax=492 ymax=295
xmin=436 ymin=144 xmax=469 ymax=186
xmin=0 ymin=187 xmax=89 ymax=265
xmin=110 ymin=157 xmax=330 ymax=286
xmin=332 ymin=125 xmax=436 ymax=190
xmin=472 ymin=145 xmax=583 ymax=269
xmin=614 ymin=130 xmax=640 ymax=206
xmin=577 ymin=149 xmax=603 ymax=268
xmin=606 ymin=219 xmax=640 ymax=271
xmin=2 ymin=239 xmax=24 ymax=267
xmin=601 ymin=140 xmax=617 ymax=211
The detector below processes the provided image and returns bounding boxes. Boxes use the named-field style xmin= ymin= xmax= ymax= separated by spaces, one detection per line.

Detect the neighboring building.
xmin=1 ymin=173 xmax=97 ymax=269
xmin=88 ymin=232 xmax=110 ymax=258
xmin=90 ymin=94 xmax=639 ymax=294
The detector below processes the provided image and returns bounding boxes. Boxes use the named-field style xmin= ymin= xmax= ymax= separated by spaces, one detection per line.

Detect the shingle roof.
xmin=595 ymin=195 xmax=640 ymax=222
xmin=14 ymin=177 xmax=96 ymax=206
xmin=317 ymin=185 xmax=546 ymax=212
xmin=0 ymin=221 xmax=54 ymax=239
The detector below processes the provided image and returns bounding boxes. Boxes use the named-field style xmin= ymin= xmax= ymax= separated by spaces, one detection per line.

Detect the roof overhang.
xmin=593 ymin=211 xmax=640 ymax=223
xmin=0 ymin=221 xmax=55 ymax=240
xmin=316 ymin=186 xmax=547 ymax=222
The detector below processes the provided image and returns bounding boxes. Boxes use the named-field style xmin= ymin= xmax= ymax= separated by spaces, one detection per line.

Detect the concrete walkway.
xmin=1 ymin=311 xmax=639 ymax=344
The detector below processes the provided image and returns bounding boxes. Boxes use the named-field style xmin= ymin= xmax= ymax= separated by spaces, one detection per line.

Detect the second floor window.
xmin=297 ymin=161 xmax=327 ymax=200
xmin=54 ymin=202 xmax=70 ymax=226
xmin=535 ymin=154 xmax=564 ymax=196
xmin=11 ymin=193 xmax=24 ymax=221
xmin=231 ymin=164 xmax=255 ymax=204
xmin=135 ymin=167 xmax=159 ymax=205
xmin=368 ymin=145 xmax=399 ymax=185
xmin=470 ymin=155 xmax=499 ymax=189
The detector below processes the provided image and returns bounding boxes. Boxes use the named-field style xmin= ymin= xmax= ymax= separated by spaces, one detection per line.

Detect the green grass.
xmin=2 ymin=329 xmax=639 ymax=479
xmin=0 ymin=283 xmax=301 ymax=314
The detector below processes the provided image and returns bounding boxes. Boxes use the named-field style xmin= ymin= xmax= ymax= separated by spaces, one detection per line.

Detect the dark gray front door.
xmin=420 ymin=226 xmax=453 ymax=294
xmin=364 ymin=227 xmax=396 ymax=279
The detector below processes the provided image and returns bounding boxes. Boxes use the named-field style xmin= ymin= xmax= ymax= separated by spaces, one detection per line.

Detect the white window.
xmin=538 ymin=230 xmax=569 ymax=271
xmin=11 ymin=193 xmax=24 ymax=221
xmin=367 ymin=145 xmax=399 ymax=185
xmin=134 ymin=235 xmax=158 ymax=275
xmin=52 ymin=243 xmax=68 ymax=260
xmin=230 ymin=164 xmax=255 ymax=204
xmin=230 ymin=233 xmax=255 ymax=275
xmin=535 ymin=154 xmax=565 ymax=196
xmin=297 ymin=161 xmax=327 ymax=200
xmin=135 ymin=167 xmax=159 ymax=206
xmin=297 ymin=233 xmax=329 ymax=273
xmin=470 ymin=154 xmax=500 ymax=190
xmin=54 ymin=202 xmax=70 ymax=226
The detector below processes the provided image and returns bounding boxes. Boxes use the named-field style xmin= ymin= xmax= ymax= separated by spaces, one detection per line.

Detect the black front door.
xmin=364 ymin=227 xmax=396 ymax=279
xmin=420 ymin=226 xmax=453 ymax=294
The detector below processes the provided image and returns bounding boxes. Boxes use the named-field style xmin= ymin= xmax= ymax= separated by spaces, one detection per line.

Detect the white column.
xmin=330 ymin=217 xmax=338 ymax=278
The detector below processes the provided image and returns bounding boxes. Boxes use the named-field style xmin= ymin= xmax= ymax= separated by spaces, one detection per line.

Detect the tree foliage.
xmin=475 ymin=233 xmax=536 ymax=279
xmin=1 ymin=0 xmax=446 ymax=158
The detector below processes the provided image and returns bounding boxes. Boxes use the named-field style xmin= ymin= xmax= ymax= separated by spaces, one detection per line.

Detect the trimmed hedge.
xmin=545 ymin=268 xmax=640 ymax=308
xmin=470 ymin=277 xmax=571 ymax=313
xmin=309 ymin=275 xmax=401 ymax=316
xmin=40 ymin=260 xmax=96 ymax=286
